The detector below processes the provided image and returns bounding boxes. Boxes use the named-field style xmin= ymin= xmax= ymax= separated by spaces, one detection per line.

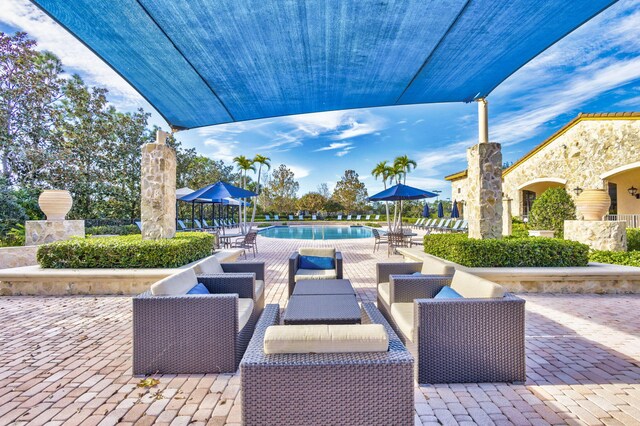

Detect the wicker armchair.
xmin=132 ymin=272 xmax=262 ymax=375
xmin=376 ymin=265 xmax=525 ymax=384
xmin=288 ymin=248 xmax=343 ymax=296
xmin=241 ymin=303 xmax=414 ymax=426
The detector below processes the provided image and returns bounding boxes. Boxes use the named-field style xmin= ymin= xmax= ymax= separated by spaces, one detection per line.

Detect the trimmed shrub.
xmin=37 ymin=232 xmax=214 ymax=268
xmin=589 ymin=250 xmax=640 ymax=267
xmin=86 ymin=224 xmax=140 ymax=235
xmin=511 ymin=218 xmax=529 ymax=238
xmin=529 ymin=188 xmax=576 ymax=238
xmin=423 ymin=234 xmax=589 ymax=267
xmin=627 ymin=228 xmax=640 ymax=251
xmin=364 ymin=222 xmax=382 ymax=228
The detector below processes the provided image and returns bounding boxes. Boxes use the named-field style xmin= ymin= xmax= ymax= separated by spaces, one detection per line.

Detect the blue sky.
xmin=2 ymin=0 xmax=639 ymax=198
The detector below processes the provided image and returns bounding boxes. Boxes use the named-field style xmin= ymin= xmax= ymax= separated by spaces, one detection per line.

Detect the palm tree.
xmin=250 ymin=154 xmax=271 ymax=225
xmin=372 ymin=160 xmax=395 ymax=230
xmin=393 ymin=155 xmax=418 ymax=228
xmin=233 ymin=155 xmax=255 ymax=233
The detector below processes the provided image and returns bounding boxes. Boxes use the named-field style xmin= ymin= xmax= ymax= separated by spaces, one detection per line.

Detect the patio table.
xmin=283 ymin=294 xmax=361 ymax=325
xmin=218 ymin=233 xmax=244 ymax=248
xmin=292 ymin=279 xmax=355 ymax=296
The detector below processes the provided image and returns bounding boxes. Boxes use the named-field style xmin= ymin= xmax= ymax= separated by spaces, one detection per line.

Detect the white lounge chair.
xmin=298 ymin=215 xmax=304 ymax=220
xmin=374 ymin=215 xmax=380 ymax=221
xmin=355 ymin=215 xmax=361 ymax=220
xmin=346 ymin=215 xmax=352 ymax=220
xmin=337 ymin=215 xmax=343 ymax=220
xmin=365 ymin=215 xmax=371 ymax=220
xmin=264 ymin=215 xmax=271 ymax=221
xmin=288 ymin=215 xmax=294 ymax=221
xmin=312 ymin=214 xmax=317 ymax=220
xmin=274 ymin=215 xmax=280 ymax=221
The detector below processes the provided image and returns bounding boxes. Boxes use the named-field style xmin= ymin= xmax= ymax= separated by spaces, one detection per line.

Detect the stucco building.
xmin=445 ymin=112 xmax=640 ymax=226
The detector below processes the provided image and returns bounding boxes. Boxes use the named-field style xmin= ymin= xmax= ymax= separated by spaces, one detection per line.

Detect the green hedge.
xmin=86 ymin=224 xmax=140 ymax=235
xmin=627 ymin=228 xmax=640 ymax=251
xmin=423 ymin=234 xmax=589 ymax=267
xmin=37 ymin=232 xmax=214 ymax=268
xmin=589 ymin=250 xmax=640 ymax=267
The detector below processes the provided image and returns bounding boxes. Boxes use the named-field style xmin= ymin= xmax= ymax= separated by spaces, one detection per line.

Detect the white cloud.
xmin=203 ymin=138 xmax=238 ymax=163
xmin=616 ymin=95 xmax=640 ymax=107
xmin=335 ymin=146 xmax=355 ymax=157
xmin=315 ymin=142 xmax=352 ymax=152
xmin=287 ymin=164 xmax=310 ymax=179
xmin=1 ymin=0 xmax=143 ymax=108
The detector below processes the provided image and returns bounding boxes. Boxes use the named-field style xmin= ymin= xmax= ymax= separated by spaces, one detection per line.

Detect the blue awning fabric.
xmin=32 ymin=0 xmax=616 ymax=130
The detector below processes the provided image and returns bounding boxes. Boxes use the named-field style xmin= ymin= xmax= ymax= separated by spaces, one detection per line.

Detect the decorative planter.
xmin=528 ymin=230 xmax=555 ymax=238
xmin=575 ymin=189 xmax=610 ymax=221
xmin=38 ymin=190 xmax=73 ymax=220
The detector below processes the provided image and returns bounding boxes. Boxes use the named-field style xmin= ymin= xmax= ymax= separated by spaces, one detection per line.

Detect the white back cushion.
xmin=299 ymin=247 xmax=335 ymax=258
xmin=264 ymin=324 xmax=388 ymax=354
xmin=450 ymin=270 xmax=505 ymax=298
xmin=151 ymin=269 xmax=199 ymax=296
xmin=192 ymin=256 xmax=224 ymax=275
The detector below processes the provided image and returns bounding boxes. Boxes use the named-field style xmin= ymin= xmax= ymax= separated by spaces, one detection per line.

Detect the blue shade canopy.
xmin=451 ymin=201 xmax=460 ymax=218
xmin=422 ymin=203 xmax=430 ymax=218
xmin=369 ymin=184 xmax=437 ymax=201
xmin=438 ymin=202 xmax=444 ymax=218
xmin=31 ymin=0 xmax=616 ymax=130
xmin=179 ymin=182 xmax=256 ymax=202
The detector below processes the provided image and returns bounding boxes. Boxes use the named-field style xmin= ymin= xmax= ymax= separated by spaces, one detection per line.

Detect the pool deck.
xmin=1 ymin=235 xmax=639 ymax=425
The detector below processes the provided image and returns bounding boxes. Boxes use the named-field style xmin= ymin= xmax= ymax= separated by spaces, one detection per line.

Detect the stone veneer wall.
xmin=564 ymin=220 xmax=627 ymax=251
xmin=0 ymin=246 xmax=38 ymax=269
xmin=25 ymin=220 xmax=85 ymax=245
xmin=141 ymin=142 xmax=176 ymax=240
xmin=466 ymin=143 xmax=502 ymax=239
xmin=503 ymin=118 xmax=640 ymax=216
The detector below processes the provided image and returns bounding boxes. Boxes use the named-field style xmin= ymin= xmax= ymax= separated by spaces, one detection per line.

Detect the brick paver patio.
xmin=1 ymin=234 xmax=639 ymax=425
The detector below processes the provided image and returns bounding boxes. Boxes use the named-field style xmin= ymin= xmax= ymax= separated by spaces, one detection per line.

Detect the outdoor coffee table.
xmin=292 ymin=279 xmax=356 ymax=296
xmin=283 ymin=294 xmax=361 ymax=325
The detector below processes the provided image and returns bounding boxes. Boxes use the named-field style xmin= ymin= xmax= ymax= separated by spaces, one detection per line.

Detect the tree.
xmin=392 ymin=155 xmax=417 ymax=229
xmin=332 ymin=170 xmax=368 ymax=213
xmin=250 ymin=154 xmax=270 ymax=224
xmin=529 ymin=187 xmax=576 ymax=238
xmin=371 ymin=160 xmax=395 ymax=229
xmin=233 ymin=155 xmax=255 ymax=231
xmin=297 ymin=192 xmax=327 ymax=213
xmin=317 ymin=182 xmax=331 ymax=199
xmin=263 ymin=164 xmax=299 ymax=213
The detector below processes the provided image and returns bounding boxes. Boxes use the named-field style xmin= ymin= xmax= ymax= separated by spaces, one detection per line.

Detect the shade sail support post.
xmin=477 ymin=98 xmax=489 ymax=144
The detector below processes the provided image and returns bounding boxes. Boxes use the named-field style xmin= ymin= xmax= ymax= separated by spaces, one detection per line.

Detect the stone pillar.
xmin=564 ymin=220 xmax=627 ymax=251
xmin=141 ymin=130 xmax=176 ymax=240
xmin=502 ymin=198 xmax=512 ymax=237
xmin=466 ymin=142 xmax=503 ymax=239
xmin=25 ymin=220 xmax=85 ymax=245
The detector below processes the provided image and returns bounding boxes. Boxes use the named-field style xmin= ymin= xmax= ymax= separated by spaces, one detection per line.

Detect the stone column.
xmin=502 ymin=197 xmax=512 ymax=237
xmin=466 ymin=142 xmax=503 ymax=239
xmin=141 ymin=130 xmax=176 ymax=240
xmin=564 ymin=220 xmax=627 ymax=251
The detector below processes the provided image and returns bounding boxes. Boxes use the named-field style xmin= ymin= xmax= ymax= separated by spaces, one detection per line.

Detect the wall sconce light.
xmin=628 ymin=186 xmax=640 ymax=199
xmin=573 ymin=187 xmax=583 ymax=196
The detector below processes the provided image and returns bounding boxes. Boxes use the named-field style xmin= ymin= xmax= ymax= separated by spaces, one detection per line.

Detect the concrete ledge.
xmin=0 ymin=249 xmax=243 ymax=296
xmin=397 ymin=247 xmax=640 ymax=294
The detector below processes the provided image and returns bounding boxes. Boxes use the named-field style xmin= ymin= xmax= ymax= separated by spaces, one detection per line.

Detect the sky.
xmin=1 ymin=0 xmax=639 ymax=199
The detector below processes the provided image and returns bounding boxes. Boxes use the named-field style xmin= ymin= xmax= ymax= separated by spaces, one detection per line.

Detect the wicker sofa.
xmin=376 ymin=263 xmax=526 ymax=384
xmin=240 ymin=303 xmax=414 ymax=426
xmin=288 ymin=248 xmax=343 ymax=296
xmin=133 ymin=260 xmax=265 ymax=375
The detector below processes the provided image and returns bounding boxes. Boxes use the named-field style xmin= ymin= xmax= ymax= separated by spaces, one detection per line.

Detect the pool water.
xmin=258 ymin=225 xmax=374 ymax=240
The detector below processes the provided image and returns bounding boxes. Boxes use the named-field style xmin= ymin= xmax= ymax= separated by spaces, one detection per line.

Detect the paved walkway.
xmin=1 ymin=234 xmax=639 ymax=425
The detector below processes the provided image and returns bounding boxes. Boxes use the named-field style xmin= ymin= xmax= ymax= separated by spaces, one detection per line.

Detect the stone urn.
xmin=38 ymin=190 xmax=73 ymax=220
xmin=575 ymin=189 xmax=610 ymax=221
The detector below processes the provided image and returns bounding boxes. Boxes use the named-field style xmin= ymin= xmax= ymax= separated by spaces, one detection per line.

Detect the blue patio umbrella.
xmin=422 ymin=203 xmax=430 ymax=218
xmin=437 ymin=201 xmax=444 ymax=218
xmin=368 ymin=184 xmax=437 ymax=201
xmin=451 ymin=200 xmax=460 ymax=218
xmin=179 ymin=181 xmax=256 ymax=202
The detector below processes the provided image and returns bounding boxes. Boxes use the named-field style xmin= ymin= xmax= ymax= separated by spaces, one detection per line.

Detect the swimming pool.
xmin=258 ymin=225 xmax=374 ymax=240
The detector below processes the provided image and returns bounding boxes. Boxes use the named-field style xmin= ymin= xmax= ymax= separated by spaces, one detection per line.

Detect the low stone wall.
xmin=564 ymin=220 xmax=627 ymax=251
xmin=0 ymin=246 xmax=38 ymax=269
xmin=397 ymin=248 xmax=640 ymax=293
xmin=0 ymin=249 xmax=243 ymax=296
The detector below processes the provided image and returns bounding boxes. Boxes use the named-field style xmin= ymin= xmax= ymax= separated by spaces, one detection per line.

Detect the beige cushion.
xmin=299 ymin=247 xmax=336 ymax=258
xmin=151 ymin=269 xmax=199 ymax=296
xmin=238 ymin=298 xmax=254 ymax=331
xmin=377 ymin=282 xmax=390 ymax=306
xmin=255 ymin=279 xmax=265 ymax=300
xmin=295 ymin=269 xmax=337 ymax=281
xmin=450 ymin=270 xmax=505 ymax=298
xmin=263 ymin=324 xmax=388 ymax=354
xmin=192 ymin=256 xmax=224 ymax=275
xmin=390 ymin=303 xmax=414 ymax=342
xmin=420 ymin=256 xmax=456 ymax=275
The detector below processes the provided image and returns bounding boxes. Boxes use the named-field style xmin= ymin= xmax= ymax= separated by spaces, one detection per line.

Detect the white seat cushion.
xmin=377 ymin=282 xmax=390 ymax=306
xmin=254 ymin=279 xmax=265 ymax=300
xmin=263 ymin=324 xmax=388 ymax=354
xmin=192 ymin=256 xmax=224 ymax=275
xmin=420 ymin=256 xmax=456 ymax=275
xmin=450 ymin=270 xmax=505 ymax=298
xmin=390 ymin=303 xmax=414 ymax=342
xmin=238 ymin=298 xmax=254 ymax=331
xmin=295 ymin=269 xmax=337 ymax=281
xmin=151 ymin=269 xmax=199 ymax=296
xmin=299 ymin=248 xmax=336 ymax=258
